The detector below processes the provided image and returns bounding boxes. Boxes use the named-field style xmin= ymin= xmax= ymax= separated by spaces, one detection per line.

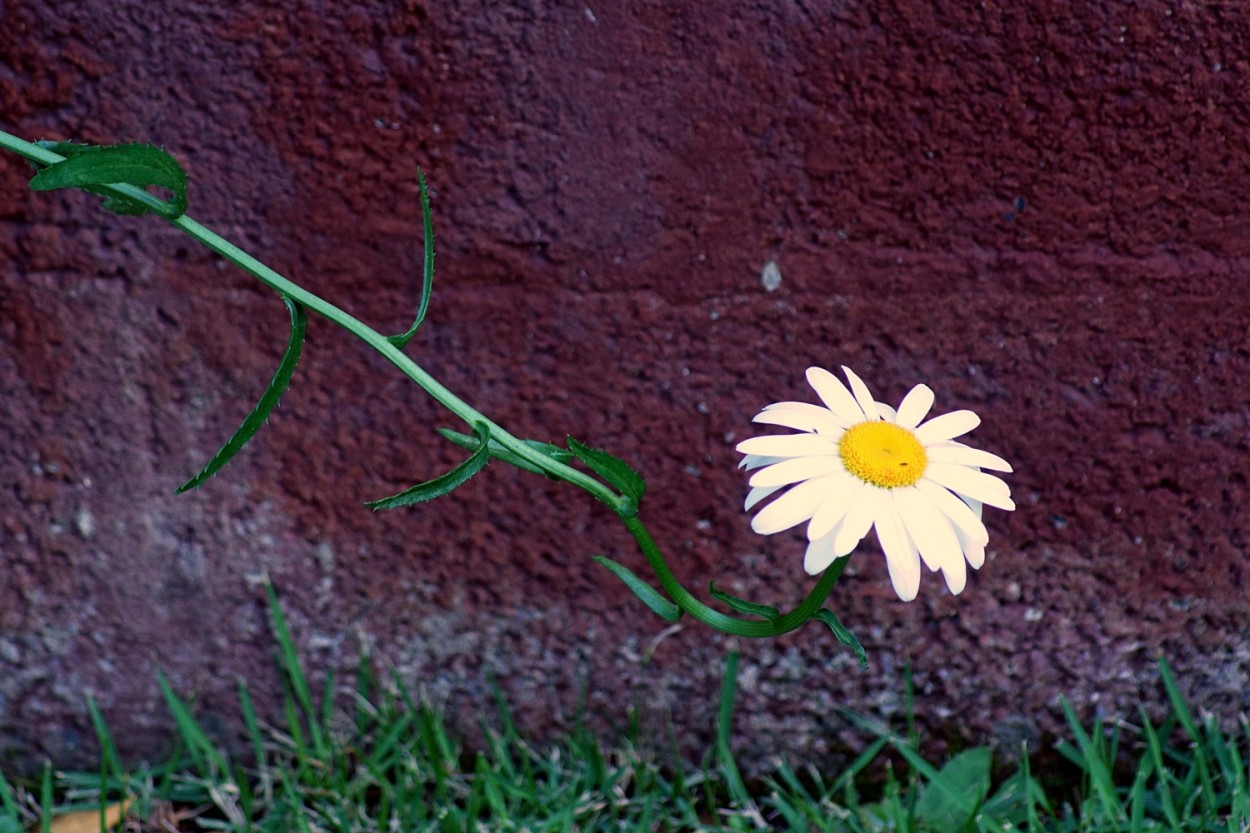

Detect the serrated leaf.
xmin=592 ymin=556 xmax=681 ymax=622
xmin=177 ymin=295 xmax=306 ymax=493
xmin=813 ymin=609 xmax=868 ymax=669
xmin=367 ymin=422 xmax=491 ymax=510
xmin=567 ymin=436 xmax=646 ymax=509
xmin=708 ymin=582 xmax=780 ymax=621
xmin=388 ymin=169 xmax=435 ymax=348
xmin=30 ymin=141 xmax=188 ymax=219
xmin=438 ymin=427 xmax=573 ymax=477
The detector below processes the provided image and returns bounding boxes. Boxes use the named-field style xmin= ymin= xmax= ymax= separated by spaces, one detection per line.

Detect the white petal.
xmin=833 ymin=486 xmax=885 ymax=556
xmin=803 ymin=530 xmax=839 ymax=574
xmin=736 ymin=433 xmax=838 ymax=458
xmin=749 ymin=455 xmax=844 ymax=487
xmin=923 ymin=463 xmax=1015 ymax=511
xmin=806 ymin=474 xmax=865 ymax=541
xmin=876 ymin=402 xmax=898 ymax=421
xmin=958 ymin=529 xmax=986 ymax=570
xmin=926 ymin=442 xmax=1013 ymax=473
xmin=739 ymin=454 xmax=783 ymax=471
xmin=841 ymin=366 xmax=881 ymax=422
xmin=750 ymin=476 xmax=835 ymax=535
xmin=758 ymin=401 xmax=850 ymax=434
xmin=744 ymin=484 xmax=783 ymax=511
xmin=894 ymin=487 xmax=963 ymax=575
xmin=895 ymin=384 xmax=935 ymax=429
xmin=914 ymin=410 xmax=981 ymax=444
xmin=875 ymin=498 xmax=920 ymax=601
xmin=806 ymin=367 xmax=866 ymax=424
xmin=912 ymin=479 xmax=989 ymax=545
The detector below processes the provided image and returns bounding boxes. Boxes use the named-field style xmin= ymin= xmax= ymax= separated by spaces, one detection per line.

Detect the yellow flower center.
xmin=838 ymin=421 xmax=927 ymax=488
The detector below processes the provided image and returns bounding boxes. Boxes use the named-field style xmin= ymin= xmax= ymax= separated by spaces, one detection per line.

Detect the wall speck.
xmin=761 ymin=260 xmax=782 ymax=292
xmin=74 ymin=509 xmax=95 ymax=539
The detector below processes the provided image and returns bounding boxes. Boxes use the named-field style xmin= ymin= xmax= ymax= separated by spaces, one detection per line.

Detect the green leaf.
xmin=438 ymin=427 xmax=573 ymax=477
xmin=913 ymin=747 xmax=992 ymax=831
xmin=813 ymin=609 xmax=868 ymax=669
xmin=367 ymin=422 xmax=492 ymax=509
xmin=30 ymin=141 xmax=188 ymax=218
xmin=592 ymin=555 xmax=681 ymax=622
xmin=388 ymin=169 xmax=436 ymax=349
xmin=567 ymin=436 xmax=646 ymax=510
xmin=177 ymin=295 xmax=307 ymax=493
xmin=708 ymin=582 xmax=780 ymax=621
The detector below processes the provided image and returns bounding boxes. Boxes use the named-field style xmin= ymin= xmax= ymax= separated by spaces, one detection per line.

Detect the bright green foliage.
xmin=566 ymin=436 xmax=647 ymax=513
xmin=178 ymin=295 xmax=307 ymax=493
xmin=592 ymin=555 xmax=682 ymax=622
xmin=29 ymin=141 xmax=188 ymax=218
xmin=7 ymin=606 xmax=1250 ymax=832
xmin=366 ymin=421 xmax=492 ymax=509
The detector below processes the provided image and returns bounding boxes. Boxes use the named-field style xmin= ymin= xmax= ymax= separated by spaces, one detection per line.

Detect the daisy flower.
xmin=735 ymin=366 xmax=1013 ymax=601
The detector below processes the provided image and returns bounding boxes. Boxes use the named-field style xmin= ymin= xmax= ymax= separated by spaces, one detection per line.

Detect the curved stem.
xmin=623 ymin=515 xmax=846 ymax=636
xmin=0 ymin=127 xmax=845 ymax=638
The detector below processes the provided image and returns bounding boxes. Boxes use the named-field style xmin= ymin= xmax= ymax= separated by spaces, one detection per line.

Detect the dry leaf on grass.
xmin=47 ymin=798 xmax=131 ymax=833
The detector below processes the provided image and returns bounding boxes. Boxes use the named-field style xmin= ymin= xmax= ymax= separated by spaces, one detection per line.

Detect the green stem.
xmin=623 ymin=515 xmax=846 ymax=637
xmin=0 ymin=126 xmax=846 ymax=637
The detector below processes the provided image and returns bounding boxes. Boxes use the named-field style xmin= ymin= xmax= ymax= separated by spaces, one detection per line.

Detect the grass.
xmin=2 ymin=588 xmax=1248 ymax=832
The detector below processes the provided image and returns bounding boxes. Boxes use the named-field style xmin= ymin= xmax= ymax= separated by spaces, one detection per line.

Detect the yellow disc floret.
xmin=839 ymin=420 xmax=927 ymax=488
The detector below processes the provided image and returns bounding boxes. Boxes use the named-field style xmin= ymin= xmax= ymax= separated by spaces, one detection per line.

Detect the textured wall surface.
xmin=3 ymin=1 xmax=1250 ymax=774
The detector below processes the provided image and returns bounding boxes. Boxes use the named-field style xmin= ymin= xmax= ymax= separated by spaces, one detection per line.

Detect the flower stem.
xmin=0 ymin=126 xmax=846 ymax=638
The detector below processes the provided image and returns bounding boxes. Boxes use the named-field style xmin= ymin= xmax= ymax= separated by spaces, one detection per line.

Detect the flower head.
xmin=736 ymin=366 xmax=1013 ymax=601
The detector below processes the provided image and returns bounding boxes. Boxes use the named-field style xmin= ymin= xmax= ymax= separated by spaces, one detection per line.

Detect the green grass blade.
xmin=387 ymin=169 xmax=435 ymax=349
xmin=39 ymin=765 xmax=52 ymax=833
xmin=1059 ymin=696 xmax=1127 ymax=825
xmin=85 ymin=697 xmax=125 ymax=783
xmin=156 ymin=670 xmax=231 ymax=777
xmin=715 ymin=651 xmax=752 ymax=812
xmin=177 ymin=295 xmax=307 ymax=492
xmin=264 ymin=580 xmax=329 ymax=763
xmin=366 ymin=421 xmax=492 ymax=509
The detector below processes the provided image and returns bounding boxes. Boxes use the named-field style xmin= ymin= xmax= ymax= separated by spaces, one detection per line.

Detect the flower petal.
xmin=739 ymin=454 xmax=782 ymax=471
xmin=744 ymin=484 xmax=783 ymax=511
xmin=833 ymin=486 xmax=885 ymax=556
xmin=923 ymin=463 xmax=1015 ymax=511
xmin=736 ymin=433 xmax=838 ymax=458
xmin=913 ymin=479 xmax=989 ymax=545
xmin=758 ymin=401 xmax=850 ymax=434
xmin=749 ymin=475 xmax=836 ymax=534
xmin=841 ymin=366 xmax=880 ymax=422
xmin=806 ymin=367 xmax=866 ymax=424
xmin=875 ymin=497 xmax=920 ymax=601
xmin=914 ymin=410 xmax=981 ymax=444
xmin=803 ymin=530 xmax=839 ymax=574
xmin=806 ymin=474 xmax=865 ymax=541
xmin=749 ymin=455 xmax=845 ymax=488
xmin=926 ymin=442 xmax=1013 ymax=472
xmin=895 ymin=384 xmax=935 ymax=429
xmin=894 ymin=487 xmax=963 ymax=575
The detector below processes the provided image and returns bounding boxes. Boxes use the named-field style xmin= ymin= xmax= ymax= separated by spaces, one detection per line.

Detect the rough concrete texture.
xmin=3 ymin=0 xmax=1250 ymax=775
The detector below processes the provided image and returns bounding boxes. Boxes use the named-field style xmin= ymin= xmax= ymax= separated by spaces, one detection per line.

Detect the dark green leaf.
xmin=177 ymin=296 xmax=306 ymax=493
xmin=708 ymin=582 xmax=780 ymax=621
xmin=388 ymin=169 xmax=435 ymax=349
xmin=914 ymin=747 xmax=992 ymax=831
xmin=567 ymin=436 xmax=646 ymax=510
xmin=592 ymin=556 xmax=681 ymax=622
xmin=30 ymin=141 xmax=188 ymax=219
xmin=438 ymin=428 xmax=573 ymax=477
xmin=813 ymin=609 xmax=868 ymax=669
xmin=367 ymin=422 xmax=491 ymax=509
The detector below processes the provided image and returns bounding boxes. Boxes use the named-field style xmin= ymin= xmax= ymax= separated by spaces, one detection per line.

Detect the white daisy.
xmin=736 ymin=366 xmax=1014 ymax=601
